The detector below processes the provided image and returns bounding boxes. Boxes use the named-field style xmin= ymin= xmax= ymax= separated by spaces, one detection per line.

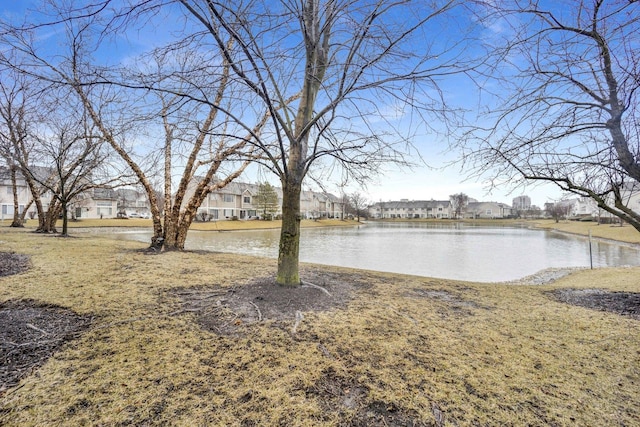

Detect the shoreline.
xmin=6 ymin=218 xmax=637 ymax=285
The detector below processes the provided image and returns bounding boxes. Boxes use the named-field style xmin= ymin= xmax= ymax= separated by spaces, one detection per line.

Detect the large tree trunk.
xmin=18 ymin=168 xmax=47 ymax=230
xmin=274 ymin=0 xmax=330 ymax=286
xmin=40 ymin=202 xmax=60 ymax=233
xmin=60 ymin=201 xmax=69 ymax=236
xmin=277 ymin=178 xmax=302 ymax=286
xmin=9 ymin=165 xmax=23 ymax=227
xmin=170 ymin=207 xmax=198 ymax=250
xmin=18 ymin=199 xmax=33 ymax=224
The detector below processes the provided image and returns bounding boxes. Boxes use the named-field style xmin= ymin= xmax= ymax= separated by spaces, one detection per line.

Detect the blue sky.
xmin=0 ymin=0 xmax=566 ymax=207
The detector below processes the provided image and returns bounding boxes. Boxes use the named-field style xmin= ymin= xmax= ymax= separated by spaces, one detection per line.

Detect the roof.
xmin=373 ymin=200 xmax=451 ymax=209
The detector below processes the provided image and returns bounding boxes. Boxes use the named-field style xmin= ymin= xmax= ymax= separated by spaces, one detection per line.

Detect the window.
xmin=223 ymin=194 xmax=235 ymax=203
xmin=486 ymin=209 xmax=492 ymax=215
xmin=243 ymin=196 xmax=251 ymax=204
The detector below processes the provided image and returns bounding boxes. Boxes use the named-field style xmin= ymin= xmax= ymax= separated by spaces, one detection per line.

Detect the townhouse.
xmin=0 ymin=166 xmax=118 ymax=221
xmin=464 ymin=201 xmax=513 ymax=219
xmin=0 ymin=166 xmax=56 ymax=221
xmin=71 ymin=188 xmax=119 ymax=219
xmin=0 ymin=166 xmax=33 ymax=220
xmin=368 ymin=199 xmax=452 ymax=219
xmin=115 ymin=188 xmax=153 ymax=218
xmin=368 ymin=199 xmax=518 ymax=220
xmin=188 ymin=178 xmax=345 ymax=220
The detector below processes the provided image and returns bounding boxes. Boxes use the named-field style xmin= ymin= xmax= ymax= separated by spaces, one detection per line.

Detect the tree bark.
xmin=60 ymin=201 xmax=69 ymax=236
xmin=39 ymin=202 xmax=60 ymax=234
xmin=277 ymin=178 xmax=302 ymax=286
xmin=9 ymin=165 xmax=23 ymax=227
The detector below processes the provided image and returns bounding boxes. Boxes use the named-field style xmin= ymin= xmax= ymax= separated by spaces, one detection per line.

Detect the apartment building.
xmin=189 ymin=179 xmax=345 ymax=220
xmin=369 ymin=199 xmax=452 ymax=219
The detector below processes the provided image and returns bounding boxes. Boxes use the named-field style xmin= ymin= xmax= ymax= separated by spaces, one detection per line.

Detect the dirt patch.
xmin=173 ymin=268 xmax=371 ymax=336
xmin=0 ymin=252 xmax=30 ymax=277
xmin=0 ymin=300 xmax=92 ymax=395
xmin=550 ymin=289 xmax=640 ymax=319
xmin=409 ymin=288 xmax=491 ymax=316
xmin=306 ymin=367 xmax=434 ymax=426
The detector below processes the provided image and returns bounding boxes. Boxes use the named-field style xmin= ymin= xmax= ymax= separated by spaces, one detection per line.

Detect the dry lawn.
xmin=0 ymin=227 xmax=639 ymax=426
xmin=534 ymin=219 xmax=640 ymax=244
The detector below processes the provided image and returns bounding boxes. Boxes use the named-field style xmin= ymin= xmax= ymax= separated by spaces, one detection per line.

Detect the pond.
xmin=103 ymin=222 xmax=640 ymax=282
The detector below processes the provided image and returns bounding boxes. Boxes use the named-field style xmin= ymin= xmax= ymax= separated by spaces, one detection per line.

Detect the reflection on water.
xmin=107 ymin=222 xmax=640 ymax=282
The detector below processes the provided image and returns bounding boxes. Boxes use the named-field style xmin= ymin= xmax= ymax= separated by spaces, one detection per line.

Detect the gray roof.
xmin=374 ymin=200 xmax=451 ymax=209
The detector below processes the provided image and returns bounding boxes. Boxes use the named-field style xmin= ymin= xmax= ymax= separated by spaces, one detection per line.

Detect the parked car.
xmin=127 ymin=212 xmax=141 ymax=218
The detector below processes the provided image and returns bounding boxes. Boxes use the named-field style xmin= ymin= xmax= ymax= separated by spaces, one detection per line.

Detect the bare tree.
xmin=546 ymin=203 xmax=572 ymax=223
xmin=0 ymin=66 xmax=55 ymax=230
xmin=449 ymin=192 xmax=469 ymax=219
xmin=349 ymin=192 xmax=368 ymax=222
xmin=3 ymin=0 xmax=471 ymax=276
xmin=1 ymin=5 xmax=259 ymax=249
xmin=461 ymin=0 xmax=640 ymax=231
xmin=178 ymin=0 xmax=467 ymax=285
xmin=0 ymin=68 xmax=28 ymax=228
xmin=27 ymin=90 xmax=114 ymax=236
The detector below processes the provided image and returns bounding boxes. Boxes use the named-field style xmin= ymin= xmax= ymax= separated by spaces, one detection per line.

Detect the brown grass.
xmin=0 ymin=227 xmax=639 ymax=426
xmin=368 ymin=218 xmax=640 ymax=245
xmin=533 ymin=219 xmax=640 ymax=244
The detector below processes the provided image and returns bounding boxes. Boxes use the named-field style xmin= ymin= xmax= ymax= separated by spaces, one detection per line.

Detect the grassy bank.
xmin=368 ymin=217 xmax=640 ymax=245
xmin=1 ymin=228 xmax=638 ymax=426
xmin=533 ymin=219 xmax=640 ymax=245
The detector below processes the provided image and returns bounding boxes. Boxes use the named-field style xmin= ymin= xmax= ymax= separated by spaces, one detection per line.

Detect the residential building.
xmin=197 ymin=181 xmax=261 ymax=220
xmin=70 ymin=188 xmax=119 ymax=219
xmin=0 ymin=166 xmax=30 ymax=221
xmin=188 ymin=178 xmax=344 ymax=220
xmin=115 ymin=188 xmax=152 ymax=218
xmin=368 ymin=199 xmax=451 ymax=219
xmin=0 ymin=166 xmax=54 ymax=221
xmin=572 ymin=197 xmax=599 ymax=217
xmin=512 ymin=195 xmax=532 ymax=211
xmin=0 ymin=166 xmax=119 ymax=220
xmin=465 ymin=201 xmax=513 ymax=219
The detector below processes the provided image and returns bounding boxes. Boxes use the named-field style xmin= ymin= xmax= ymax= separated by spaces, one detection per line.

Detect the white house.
xmin=0 ymin=166 xmax=55 ymax=221
xmin=465 ymin=201 xmax=513 ymax=219
xmin=0 ymin=166 xmax=119 ymax=220
xmin=369 ymin=199 xmax=452 ymax=219
xmin=187 ymin=178 xmax=344 ymax=221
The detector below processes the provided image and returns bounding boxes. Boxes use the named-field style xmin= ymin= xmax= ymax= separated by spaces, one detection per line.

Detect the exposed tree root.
xmin=301 ymin=281 xmax=332 ymax=297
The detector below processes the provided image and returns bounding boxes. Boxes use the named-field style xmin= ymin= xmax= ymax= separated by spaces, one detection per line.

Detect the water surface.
xmin=105 ymin=222 xmax=640 ymax=282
